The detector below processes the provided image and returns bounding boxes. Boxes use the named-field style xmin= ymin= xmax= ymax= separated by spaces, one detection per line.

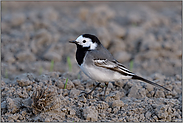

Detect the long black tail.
xmin=132 ymin=75 xmax=170 ymax=91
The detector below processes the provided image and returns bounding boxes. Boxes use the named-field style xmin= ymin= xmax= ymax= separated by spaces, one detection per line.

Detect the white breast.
xmin=80 ymin=63 xmax=132 ymax=82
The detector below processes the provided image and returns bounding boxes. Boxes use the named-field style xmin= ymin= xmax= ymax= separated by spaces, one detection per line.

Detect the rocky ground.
xmin=1 ymin=1 xmax=182 ymax=122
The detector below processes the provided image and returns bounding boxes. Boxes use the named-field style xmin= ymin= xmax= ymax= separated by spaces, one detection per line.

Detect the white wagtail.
xmin=69 ymin=34 xmax=170 ymax=100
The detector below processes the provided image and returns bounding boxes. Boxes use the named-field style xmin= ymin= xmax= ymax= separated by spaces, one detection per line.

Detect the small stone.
xmin=26 ymin=85 xmax=32 ymax=91
xmin=152 ymin=73 xmax=165 ymax=81
xmin=11 ymin=13 xmax=26 ymax=27
xmin=106 ymin=108 xmax=112 ymax=113
xmin=72 ymin=79 xmax=81 ymax=86
xmin=108 ymin=82 xmax=114 ymax=90
xmin=128 ymin=85 xmax=146 ymax=99
xmin=1 ymin=22 xmax=10 ymax=33
xmin=17 ymin=87 xmax=29 ymax=99
xmin=63 ymin=89 xmax=69 ymax=96
xmin=111 ymin=100 xmax=124 ymax=108
xmin=114 ymin=80 xmax=126 ymax=87
xmin=1 ymin=101 xmax=7 ymax=114
xmin=154 ymin=90 xmax=165 ymax=98
xmin=45 ymin=117 xmax=51 ymax=122
xmin=96 ymin=101 xmax=109 ymax=109
xmin=155 ymin=105 xmax=169 ymax=119
xmin=146 ymin=83 xmax=154 ymax=92
xmin=171 ymin=90 xmax=177 ymax=97
xmin=8 ymin=114 xmax=20 ymax=121
xmin=69 ymin=109 xmax=75 ymax=116
xmin=22 ymin=97 xmax=32 ymax=108
xmin=142 ymin=40 xmax=161 ymax=51
xmin=4 ymin=53 xmax=15 ymax=63
xmin=85 ymin=80 xmax=94 ymax=89
xmin=83 ymin=106 xmax=98 ymax=122
xmin=113 ymin=91 xmax=121 ymax=100
xmin=6 ymin=98 xmax=22 ymax=113
xmin=176 ymin=75 xmax=181 ymax=81
xmin=163 ymin=41 xmax=172 ymax=50
xmin=16 ymin=75 xmax=33 ymax=87
xmin=15 ymin=49 xmax=36 ymax=62
xmin=113 ymin=107 xmax=120 ymax=114
xmin=76 ymin=85 xmax=85 ymax=90
xmin=145 ymin=111 xmax=151 ymax=119
xmin=43 ymin=43 xmax=63 ymax=62
xmin=35 ymin=29 xmax=52 ymax=43
xmin=43 ymin=51 xmax=61 ymax=62
xmin=153 ymin=115 xmax=158 ymax=120
xmin=21 ymin=22 xmax=34 ymax=32
xmin=70 ymin=88 xmax=80 ymax=98
xmin=166 ymin=115 xmax=171 ymax=121
xmin=79 ymin=94 xmax=87 ymax=103
xmin=99 ymin=113 xmax=105 ymax=118
xmin=141 ymin=50 xmax=159 ymax=59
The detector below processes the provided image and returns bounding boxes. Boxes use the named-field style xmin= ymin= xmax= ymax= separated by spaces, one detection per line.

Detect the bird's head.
xmin=69 ymin=34 xmax=101 ymax=50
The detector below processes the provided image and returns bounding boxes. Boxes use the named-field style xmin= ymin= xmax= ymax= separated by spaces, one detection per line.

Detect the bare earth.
xmin=1 ymin=2 xmax=182 ymax=122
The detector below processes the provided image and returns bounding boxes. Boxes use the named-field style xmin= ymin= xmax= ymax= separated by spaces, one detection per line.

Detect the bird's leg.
xmin=81 ymin=82 xmax=100 ymax=98
xmin=87 ymin=82 xmax=101 ymax=95
xmin=104 ymin=82 xmax=109 ymax=97
xmin=101 ymin=82 xmax=109 ymax=101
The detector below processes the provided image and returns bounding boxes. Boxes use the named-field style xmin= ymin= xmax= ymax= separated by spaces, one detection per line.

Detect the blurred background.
xmin=1 ymin=1 xmax=181 ymax=80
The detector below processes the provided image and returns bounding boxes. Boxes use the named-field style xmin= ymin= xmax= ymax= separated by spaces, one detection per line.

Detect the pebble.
xmin=4 ymin=53 xmax=15 ymax=63
xmin=128 ymin=85 xmax=146 ymax=99
xmin=70 ymin=88 xmax=80 ymax=98
xmin=10 ymin=13 xmax=26 ymax=27
xmin=43 ymin=51 xmax=61 ymax=61
xmin=82 ymin=106 xmax=98 ymax=122
xmin=6 ymin=98 xmax=22 ymax=113
xmin=16 ymin=75 xmax=33 ymax=87
xmin=15 ymin=49 xmax=36 ymax=62
xmin=111 ymin=100 xmax=124 ymax=108
xmin=72 ymin=79 xmax=81 ymax=87
xmin=1 ymin=101 xmax=7 ymax=114
xmin=145 ymin=111 xmax=151 ymax=119
xmin=43 ymin=43 xmax=63 ymax=61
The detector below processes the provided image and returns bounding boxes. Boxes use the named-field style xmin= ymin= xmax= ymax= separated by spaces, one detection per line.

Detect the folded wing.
xmin=93 ymin=59 xmax=135 ymax=76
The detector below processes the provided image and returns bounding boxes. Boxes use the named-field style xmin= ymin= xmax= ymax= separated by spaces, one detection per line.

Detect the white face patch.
xmin=75 ymin=35 xmax=97 ymax=50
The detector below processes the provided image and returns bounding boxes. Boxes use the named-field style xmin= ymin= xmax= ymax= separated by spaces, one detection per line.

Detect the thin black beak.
xmin=69 ymin=40 xmax=77 ymax=44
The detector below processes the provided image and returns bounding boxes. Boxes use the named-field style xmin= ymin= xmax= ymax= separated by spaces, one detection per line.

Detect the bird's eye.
xmin=83 ymin=40 xmax=86 ymax=43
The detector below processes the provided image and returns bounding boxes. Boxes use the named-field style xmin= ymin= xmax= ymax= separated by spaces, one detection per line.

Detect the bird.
xmin=69 ymin=34 xmax=170 ymax=100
